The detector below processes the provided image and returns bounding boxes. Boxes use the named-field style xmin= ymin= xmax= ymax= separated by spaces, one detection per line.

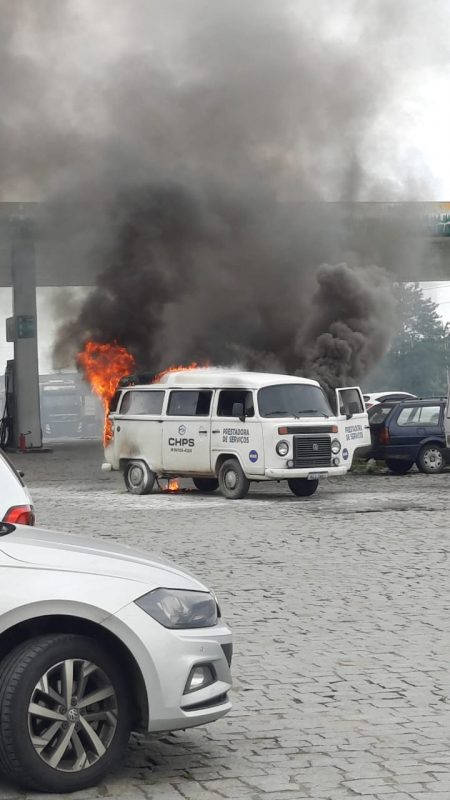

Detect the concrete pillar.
xmin=11 ymin=214 xmax=42 ymax=448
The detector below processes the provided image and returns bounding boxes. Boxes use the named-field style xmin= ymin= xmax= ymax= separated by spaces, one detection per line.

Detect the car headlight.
xmin=331 ymin=439 xmax=341 ymax=454
xmin=276 ymin=440 xmax=289 ymax=457
xmin=135 ymin=588 xmax=218 ymax=629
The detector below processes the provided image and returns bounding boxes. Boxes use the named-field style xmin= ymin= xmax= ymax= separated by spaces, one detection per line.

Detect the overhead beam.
xmin=1 ymin=201 xmax=450 ymax=286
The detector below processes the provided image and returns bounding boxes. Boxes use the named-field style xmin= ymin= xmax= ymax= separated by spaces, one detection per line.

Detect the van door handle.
xmin=212 ymin=429 xmax=220 ymax=434
xmin=117 ymin=425 xmax=121 ymax=432
xmin=199 ymin=428 xmax=208 ymax=435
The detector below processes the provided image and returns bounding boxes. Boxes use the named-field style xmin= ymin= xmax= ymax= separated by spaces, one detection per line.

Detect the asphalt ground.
xmin=2 ymin=439 xmax=450 ymax=800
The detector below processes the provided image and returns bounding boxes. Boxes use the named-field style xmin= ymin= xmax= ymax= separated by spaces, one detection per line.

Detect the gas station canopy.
xmin=1 ymin=201 xmax=450 ymax=286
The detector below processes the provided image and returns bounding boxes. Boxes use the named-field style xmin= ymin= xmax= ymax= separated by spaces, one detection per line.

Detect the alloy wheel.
xmin=27 ymin=658 xmax=118 ymax=772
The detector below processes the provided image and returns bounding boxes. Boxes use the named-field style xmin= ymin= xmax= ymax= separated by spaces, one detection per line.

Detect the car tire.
xmin=218 ymin=459 xmax=250 ymax=499
xmin=287 ymin=478 xmax=319 ymax=497
xmin=0 ymin=634 xmax=131 ymax=794
xmin=192 ymin=478 xmax=219 ymax=493
xmin=123 ymin=460 xmax=155 ymax=494
xmin=416 ymin=444 xmax=445 ymax=474
xmin=385 ymin=459 xmax=414 ymax=475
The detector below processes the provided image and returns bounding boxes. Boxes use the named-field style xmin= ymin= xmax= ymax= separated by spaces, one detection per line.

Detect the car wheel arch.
xmin=0 ymin=613 xmax=149 ymax=730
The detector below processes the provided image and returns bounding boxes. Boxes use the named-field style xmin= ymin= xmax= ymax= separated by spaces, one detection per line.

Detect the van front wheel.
xmin=123 ymin=461 xmax=155 ymax=495
xmin=218 ymin=459 xmax=250 ymax=500
xmin=287 ymin=478 xmax=319 ymax=497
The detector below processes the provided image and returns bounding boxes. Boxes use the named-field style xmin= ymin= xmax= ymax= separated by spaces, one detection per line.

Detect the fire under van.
xmin=102 ymin=370 xmax=371 ymax=499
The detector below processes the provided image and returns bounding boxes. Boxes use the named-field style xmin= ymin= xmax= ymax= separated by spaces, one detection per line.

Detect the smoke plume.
xmin=2 ymin=0 xmax=448 ymax=389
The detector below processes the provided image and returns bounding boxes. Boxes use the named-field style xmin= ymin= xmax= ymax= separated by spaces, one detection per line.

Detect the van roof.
xmin=126 ymin=369 xmax=320 ymax=390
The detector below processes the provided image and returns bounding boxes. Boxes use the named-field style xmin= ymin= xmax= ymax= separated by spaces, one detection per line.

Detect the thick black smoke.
xmin=1 ymin=1 xmax=448 ymax=389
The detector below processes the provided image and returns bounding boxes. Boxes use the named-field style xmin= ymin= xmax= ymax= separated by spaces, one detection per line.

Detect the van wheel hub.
xmin=224 ymin=469 xmax=237 ymax=489
xmin=129 ymin=465 xmax=143 ymax=486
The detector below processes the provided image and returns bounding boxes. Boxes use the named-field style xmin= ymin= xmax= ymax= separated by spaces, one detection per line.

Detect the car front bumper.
xmin=105 ymin=601 xmax=233 ymax=733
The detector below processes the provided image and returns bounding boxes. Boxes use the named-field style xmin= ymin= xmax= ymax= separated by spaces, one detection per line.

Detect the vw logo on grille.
xmin=312 ymin=443 xmax=319 ymax=452
xmin=67 ymin=707 xmax=80 ymax=722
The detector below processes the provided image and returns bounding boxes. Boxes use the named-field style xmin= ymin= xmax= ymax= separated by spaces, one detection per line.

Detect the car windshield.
xmin=258 ymin=384 xmax=332 ymax=418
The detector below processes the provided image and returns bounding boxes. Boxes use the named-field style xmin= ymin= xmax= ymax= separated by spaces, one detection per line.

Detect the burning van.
xmin=102 ymin=369 xmax=370 ymax=499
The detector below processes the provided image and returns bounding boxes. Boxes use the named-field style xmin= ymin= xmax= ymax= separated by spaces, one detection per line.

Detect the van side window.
xmin=120 ymin=390 xmax=164 ymax=415
xmin=217 ymin=390 xmax=254 ymax=417
xmin=167 ymin=390 xmax=212 ymax=416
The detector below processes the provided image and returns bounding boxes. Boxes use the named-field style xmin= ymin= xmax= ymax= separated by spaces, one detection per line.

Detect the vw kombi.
xmin=103 ymin=370 xmax=370 ymax=499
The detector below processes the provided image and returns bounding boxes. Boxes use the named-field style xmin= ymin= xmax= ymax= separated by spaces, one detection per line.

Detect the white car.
xmin=0 ymin=524 xmax=232 ymax=793
xmin=363 ymin=391 xmax=417 ymax=410
xmin=0 ymin=450 xmax=34 ymax=524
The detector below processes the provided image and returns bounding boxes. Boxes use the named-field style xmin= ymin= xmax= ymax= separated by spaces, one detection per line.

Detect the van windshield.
xmin=258 ymin=384 xmax=332 ymax=418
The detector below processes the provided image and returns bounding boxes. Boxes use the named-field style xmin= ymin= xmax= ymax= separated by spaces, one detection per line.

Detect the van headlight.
xmin=331 ymin=439 xmax=341 ymax=454
xmin=135 ymin=588 xmax=218 ymax=629
xmin=276 ymin=440 xmax=289 ymax=457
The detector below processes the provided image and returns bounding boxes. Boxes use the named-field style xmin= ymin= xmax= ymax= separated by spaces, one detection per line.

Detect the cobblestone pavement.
xmin=2 ymin=439 xmax=450 ymax=799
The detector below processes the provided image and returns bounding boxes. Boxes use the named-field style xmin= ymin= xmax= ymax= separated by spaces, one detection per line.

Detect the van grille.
xmin=293 ymin=436 xmax=331 ymax=467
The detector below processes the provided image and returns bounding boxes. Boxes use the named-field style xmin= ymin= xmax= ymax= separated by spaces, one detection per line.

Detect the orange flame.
xmin=77 ymin=341 xmax=136 ymax=445
xmin=78 ymin=341 xmax=210 ymax=448
xmin=168 ymin=478 xmax=180 ymax=492
xmin=152 ymin=362 xmax=206 ymax=384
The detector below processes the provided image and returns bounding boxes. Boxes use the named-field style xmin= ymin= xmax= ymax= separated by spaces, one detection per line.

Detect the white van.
xmin=103 ymin=370 xmax=370 ymax=499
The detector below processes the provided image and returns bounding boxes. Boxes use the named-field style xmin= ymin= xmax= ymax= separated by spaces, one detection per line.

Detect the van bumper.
xmin=264 ymin=466 xmax=348 ymax=479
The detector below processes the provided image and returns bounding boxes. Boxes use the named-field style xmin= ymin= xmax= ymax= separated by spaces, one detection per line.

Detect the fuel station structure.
xmin=1 ymin=201 xmax=449 ymax=451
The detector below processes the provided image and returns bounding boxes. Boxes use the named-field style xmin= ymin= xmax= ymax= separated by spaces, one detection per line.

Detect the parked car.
xmin=0 ymin=523 xmax=232 ymax=793
xmin=367 ymin=398 xmax=448 ymax=474
xmin=363 ymin=391 xmax=417 ymax=410
xmin=0 ymin=450 xmax=34 ymax=524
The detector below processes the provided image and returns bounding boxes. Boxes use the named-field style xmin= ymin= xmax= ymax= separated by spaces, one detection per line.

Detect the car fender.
xmin=0 ymin=599 xmax=110 ymax=637
xmin=0 ymin=566 xmax=148 ymax=619
xmin=417 ymin=436 xmax=447 ymax=452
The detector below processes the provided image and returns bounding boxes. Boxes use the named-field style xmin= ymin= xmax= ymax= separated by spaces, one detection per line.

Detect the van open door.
xmin=335 ymin=386 xmax=371 ymax=465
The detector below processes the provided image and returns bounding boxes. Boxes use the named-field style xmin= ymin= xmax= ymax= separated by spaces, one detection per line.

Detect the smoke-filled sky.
xmin=1 ymin=0 xmax=450 ymax=390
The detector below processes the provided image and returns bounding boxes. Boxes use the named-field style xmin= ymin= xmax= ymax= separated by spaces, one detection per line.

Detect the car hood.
xmin=0 ymin=525 xmax=207 ymax=591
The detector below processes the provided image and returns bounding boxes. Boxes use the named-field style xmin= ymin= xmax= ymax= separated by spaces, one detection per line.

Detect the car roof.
xmin=364 ymin=391 xmax=416 ymax=399
xmin=122 ymin=370 xmax=321 ymax=390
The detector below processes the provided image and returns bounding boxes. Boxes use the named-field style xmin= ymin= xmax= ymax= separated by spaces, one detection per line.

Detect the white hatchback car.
xmin=0 ymin=450 xmax=34 ymax=524
xmin=363 ymin=391 xmax=417 ymax=410
xmin=0 ymin=524 xmax=232 ymax=793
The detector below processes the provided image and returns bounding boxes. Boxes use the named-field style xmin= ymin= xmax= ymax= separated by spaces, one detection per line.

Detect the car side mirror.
xmin=232 ymin=402 xmax=245 ymax=422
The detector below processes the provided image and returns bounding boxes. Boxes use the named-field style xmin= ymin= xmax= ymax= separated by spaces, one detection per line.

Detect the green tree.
xmin=365 ymin=283 xmax=450 ymax=397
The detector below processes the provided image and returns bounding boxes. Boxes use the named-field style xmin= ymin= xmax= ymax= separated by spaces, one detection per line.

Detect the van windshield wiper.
xmin=296 ymin=410 xmax=329 ymax=417
xmin=264 ymin=411 xmax=300 ymax=418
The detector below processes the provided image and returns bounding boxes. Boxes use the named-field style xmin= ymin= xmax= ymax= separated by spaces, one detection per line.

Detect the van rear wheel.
xmin=218 ymin=459 xmax=250 ymax=500
xmin=287 ymin=478 xmax=319 ymax=497
xmin=123 ymin=461 xmax=155 ymax=495
xmin=192 ymin=478 xmax=219 ymax=493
